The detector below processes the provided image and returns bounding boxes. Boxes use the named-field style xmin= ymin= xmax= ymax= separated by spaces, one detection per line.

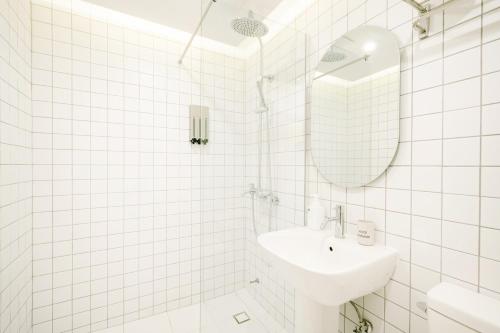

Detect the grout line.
xmin=106 ymin=18 xmax=110 ymax=329
xmin=70 ymin=1 xmax=74 ymax=331
xmin=440 ymin=0 xmax=445 ymax=289
xmin=30 ymin=0 xmax=35 ymax=328
xmin=477 ymin=0 xmax=485 ymax=293
xmin=407 ymin=0 xmax=416 ymax=328
xmin=122 ymin=23 xmax=126 ymax=331
xmin=90 ymin=12 xmax=93 ymax=331
xmin=51 ymin=2 xmax=54 ymax=332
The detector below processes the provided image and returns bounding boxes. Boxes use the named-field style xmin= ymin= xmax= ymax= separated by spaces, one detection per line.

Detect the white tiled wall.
xmin=30 ymin=1 xmax=245 ymax=332
xmin=1 ymin=1 xmax=499 ymax=333
xmin=0 ymin=0 xmax=33 ymax=332
xmin=243 ymin=0 xmax=500 ymax=333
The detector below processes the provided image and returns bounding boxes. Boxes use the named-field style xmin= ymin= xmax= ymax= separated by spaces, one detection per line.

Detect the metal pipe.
xmin=178 ymin=0 xmax=216 ymax=65
xmin=415 ymin=0 xmax=457 ymax=20
xmin=401 ymin=0 xmax=427 ymax=13
xmin=411 ymin=0 xmax=458 ymax=39
xmin=313 ymin=55 xmax=370 ymax=81
xmin=349 ymin=301 xmax=363 ymax=323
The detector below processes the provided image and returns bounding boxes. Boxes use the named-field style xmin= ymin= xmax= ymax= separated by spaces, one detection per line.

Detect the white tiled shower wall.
xmin=30 ymin=1 xmax=245 ymax=332
xmin=0 ymin=0 xmax=33 ymax=332
xmin=243 ymin=0 xmax=500 ymax=333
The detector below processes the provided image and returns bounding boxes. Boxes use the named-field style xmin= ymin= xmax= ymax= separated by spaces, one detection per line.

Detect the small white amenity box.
xmin=357 ymin=220 xmax=375 ymax=246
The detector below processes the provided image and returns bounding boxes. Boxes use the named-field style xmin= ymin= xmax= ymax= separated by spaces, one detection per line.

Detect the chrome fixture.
xmin=231 ymin=11 xmax=268 ymax=37
xmin=402 ymin=0 xmax=459 ymax=39
xmin=322 ymin=205 xmax=345 ymax=238
xmin=249 ymin=278 xmax=260 ymax=284
xmin=242 ymin=183 xmax=259 ymax=237
xmin=416 ymin=301 xmax=428 ymax=313
xmin=242 ymin=183 xmax=279 ymax=237
xmin=232 ymin=12 xmax=272 ymax=195
xmin=233 ymin=12 xmax=278 ymax=235
xmin=316 ymin=54 xmax=372 ymax=81
xmin=232 ymin=11 xmax=273 ymax=113
xmin=320 ymin=46 xmax=346 ymax=63
xmin=178 ymin=0 xmax=216 ymax=64
xmin=242 ymin=183 xmax=258 ymax=197
xmin=257 ymin=190 xmax=279 ymax=204
xmin=350 ymin=301 xmax=373 ymax=333
xmin=401 ymin=0 xmax=427 ymax=13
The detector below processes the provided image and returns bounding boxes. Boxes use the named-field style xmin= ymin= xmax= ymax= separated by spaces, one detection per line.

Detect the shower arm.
xmin=401 ymin=0 xmax=427 ymax=13
xmin=314 ymin=55 xmax=370 ymax=81
xmin=178 ymin=0 xmax=216 ymax=65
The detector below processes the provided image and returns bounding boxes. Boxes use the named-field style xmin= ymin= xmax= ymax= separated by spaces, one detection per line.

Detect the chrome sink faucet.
xmin=321 ymin=205 xmax=345 ymax=238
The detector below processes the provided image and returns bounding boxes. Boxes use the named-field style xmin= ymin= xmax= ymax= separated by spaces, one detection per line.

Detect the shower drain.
xmin=233 ymin=311 xmax=250 ymax=324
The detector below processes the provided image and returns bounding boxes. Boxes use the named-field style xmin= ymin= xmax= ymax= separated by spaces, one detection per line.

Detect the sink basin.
xmin=257 ymin=227 xmax=398 ymax=333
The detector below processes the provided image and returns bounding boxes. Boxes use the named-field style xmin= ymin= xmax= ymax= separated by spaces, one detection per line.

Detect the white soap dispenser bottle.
xmin=307 ymin=194 xmax=325 ymax=230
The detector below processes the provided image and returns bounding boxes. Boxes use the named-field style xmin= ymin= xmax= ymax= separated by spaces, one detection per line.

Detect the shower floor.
xmin=97 ymin=289 xmax=287 ymax=333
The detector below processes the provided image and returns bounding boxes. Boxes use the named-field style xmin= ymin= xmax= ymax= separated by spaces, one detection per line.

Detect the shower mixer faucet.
xmin=242 ymin=183 xmax=257 ymax=197
xmin=258 ymin=191 xmax=279 ymax=205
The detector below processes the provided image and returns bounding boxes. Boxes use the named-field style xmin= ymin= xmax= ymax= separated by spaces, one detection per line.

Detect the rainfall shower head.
xmin=321 ymin=48 xmax=346 ymax=62
xmin=231 ymin=11 xmax=268 ymax=38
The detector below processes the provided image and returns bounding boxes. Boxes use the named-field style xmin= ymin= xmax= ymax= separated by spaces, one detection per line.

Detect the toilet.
xmin=427 ymin=283 xmax=500 ymax=333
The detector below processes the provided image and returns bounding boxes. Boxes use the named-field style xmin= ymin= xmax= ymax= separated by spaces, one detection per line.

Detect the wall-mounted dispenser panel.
xmin=189 ymin=105 xmax=209 ymax=145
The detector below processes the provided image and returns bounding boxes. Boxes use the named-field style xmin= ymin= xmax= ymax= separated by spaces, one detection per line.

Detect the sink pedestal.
xmin=258 ymin=228 xmax=398 ymax=333
xmin=295 ymin=292 xmax=339 ymax=333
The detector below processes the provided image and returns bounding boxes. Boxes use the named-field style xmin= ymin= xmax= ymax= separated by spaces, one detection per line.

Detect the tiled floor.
xmin=97 ymin=289 xmax=287 ymax=333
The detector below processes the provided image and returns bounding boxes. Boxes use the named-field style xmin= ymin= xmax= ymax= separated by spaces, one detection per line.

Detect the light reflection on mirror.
xmin=311 ymin=26 xmax=400 ymax=188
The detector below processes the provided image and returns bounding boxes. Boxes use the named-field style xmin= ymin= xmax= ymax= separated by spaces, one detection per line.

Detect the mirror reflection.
xmin=311 ymin=25 xmax=400 ymax=188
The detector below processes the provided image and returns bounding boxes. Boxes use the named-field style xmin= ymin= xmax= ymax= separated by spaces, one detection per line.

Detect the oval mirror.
xmin=311 ymin=25 xmax=400 ymax=188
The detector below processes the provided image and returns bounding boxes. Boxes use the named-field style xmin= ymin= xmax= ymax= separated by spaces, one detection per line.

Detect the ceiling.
xmin=84 ymin=0 xmax=283 ymax=47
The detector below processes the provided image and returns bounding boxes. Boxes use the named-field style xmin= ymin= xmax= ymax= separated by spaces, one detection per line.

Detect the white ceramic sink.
xmin=257 ymin=227 xmax=398 ymax=333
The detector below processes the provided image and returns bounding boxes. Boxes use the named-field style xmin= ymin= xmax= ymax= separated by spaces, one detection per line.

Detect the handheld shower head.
xmin=256 ymin=79 xmax=268 ymax=112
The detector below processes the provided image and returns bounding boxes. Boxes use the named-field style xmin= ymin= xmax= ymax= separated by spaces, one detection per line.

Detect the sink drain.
xmin=233 ymin=311 xmax=250 ymax=324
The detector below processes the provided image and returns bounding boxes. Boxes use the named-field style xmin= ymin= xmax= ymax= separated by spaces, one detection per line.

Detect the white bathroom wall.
xmin=2 ymin=0 xmax=498 ymax=332
xmin=243 ymin=0 xmax=500 ymax=333
xmin=29 ymin=1 xmax=245 ymax=332
xmin=0 ymin=0 xmax=33 ymax=332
